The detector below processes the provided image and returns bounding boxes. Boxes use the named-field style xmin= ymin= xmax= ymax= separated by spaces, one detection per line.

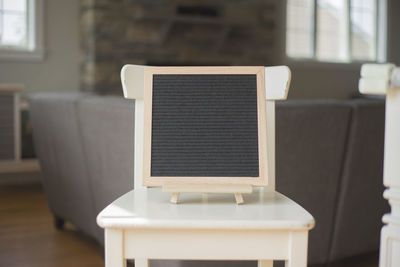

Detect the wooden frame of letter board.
xmin=143 ymin=66 xmax=268 ymax=192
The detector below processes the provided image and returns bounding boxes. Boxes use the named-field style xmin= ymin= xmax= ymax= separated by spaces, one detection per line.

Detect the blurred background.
xmin=0 ymin=0 xmax=398 ymax=98
xmin=0 ymin=1 xmax=398 ymax=266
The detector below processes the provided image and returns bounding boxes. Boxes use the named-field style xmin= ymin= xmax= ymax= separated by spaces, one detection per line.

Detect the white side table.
xmin=97 ymin=187 xmax=315 ymax=267
xmin=0 ymin=84 xmax=22 ymax=161
xmin=0 ymin=84 xmax=41 ymax=177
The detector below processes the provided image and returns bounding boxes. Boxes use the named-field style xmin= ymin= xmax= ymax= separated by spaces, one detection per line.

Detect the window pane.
xmin=3 ymin=0 xmax=26 ymax=12
xmin=0 ymin=0 xmax=28 ymax=48
xmin=1 ymin=13 xmax=26 ymax=46
xmin=286 ymin=0 xmax=314 ymax=58
xmin=350 ymin=0 xmax=376 ymax=61
xmin=316 ymin=0 xmax=348 ymax=61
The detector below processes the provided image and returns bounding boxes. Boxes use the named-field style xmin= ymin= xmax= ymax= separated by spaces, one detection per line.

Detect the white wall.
xmin=0 ymin=0 xmax=80 ymax=94
xmin=276 ymin=0 xmax=400 ymax=99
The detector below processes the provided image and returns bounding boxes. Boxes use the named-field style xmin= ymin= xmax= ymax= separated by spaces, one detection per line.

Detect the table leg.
xmin=258 ymin=260 xmax=273 ymax=267
xmin=135 ymin=258 xmax=150 ymax=267
xmin=105 ymin=229 xmax=126 ymax=267
xmin=285 ymin=231 xmax=308 ymax=267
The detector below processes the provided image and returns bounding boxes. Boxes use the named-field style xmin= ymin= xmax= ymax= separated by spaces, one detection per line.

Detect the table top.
xmin=97 ymin=188 xmax=315 ymax=230
xmin=0 ymin=83 xmax=23 ymax=92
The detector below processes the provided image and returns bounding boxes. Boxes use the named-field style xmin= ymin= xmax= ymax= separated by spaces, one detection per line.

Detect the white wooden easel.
xmin=163 ymin=184 xmax=252 ymax=204
xmin=359 ymin=64 xmax=400 ymax=267
xmin=97 ymin=65 xmax=314 ymax=267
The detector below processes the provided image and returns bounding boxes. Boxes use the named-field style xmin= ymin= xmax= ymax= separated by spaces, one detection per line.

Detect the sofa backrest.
xmin=30 ymin=93 xmax=98 ymax=237
xmin=276 ymin=100 xmax=353 ymax=264
xmin=329 ymin=99 xmax=388 ymax=261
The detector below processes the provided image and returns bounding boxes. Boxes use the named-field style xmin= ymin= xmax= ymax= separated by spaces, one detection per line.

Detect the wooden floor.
xmin=0 ymin=183 xmax=379 ymax=267
xmin=0 ymin=183 xmax=103 ymax=267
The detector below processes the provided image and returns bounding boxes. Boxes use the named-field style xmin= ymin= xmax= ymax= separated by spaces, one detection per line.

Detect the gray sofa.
xmin=29 ymin=93 xmax=388 ymax=266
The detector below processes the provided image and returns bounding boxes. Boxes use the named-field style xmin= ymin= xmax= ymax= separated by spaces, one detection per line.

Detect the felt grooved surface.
xmin=151 ymin=74 xmax=259 ymax=177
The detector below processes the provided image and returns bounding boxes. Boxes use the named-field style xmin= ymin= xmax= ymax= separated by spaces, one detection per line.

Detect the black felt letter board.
xmin=151 ymin=74 xmax=259 ymax=177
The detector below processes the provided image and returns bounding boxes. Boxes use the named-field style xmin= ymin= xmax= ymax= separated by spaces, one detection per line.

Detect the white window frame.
xmin=283 ymin=0 xmax=387 ymax=68
xmin=0 ymin=0 xmax=44 ymax=61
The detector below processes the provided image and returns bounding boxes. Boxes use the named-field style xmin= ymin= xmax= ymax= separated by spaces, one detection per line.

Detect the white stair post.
xmin=380 ymin=83 xmax=400 ymax=267
xmin=359 ymin=64 xmax=400 ymax=267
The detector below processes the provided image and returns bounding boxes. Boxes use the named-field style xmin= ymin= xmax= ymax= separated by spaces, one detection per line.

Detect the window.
xmin=0 ymin=0 xmax=43 ymax=60
xmin=286 ymin=0 xmax=385 ymax=63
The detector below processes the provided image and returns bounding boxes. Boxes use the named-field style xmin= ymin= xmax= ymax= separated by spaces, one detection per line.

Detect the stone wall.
xmin=80 ymin=0 xmax=279 ymax=94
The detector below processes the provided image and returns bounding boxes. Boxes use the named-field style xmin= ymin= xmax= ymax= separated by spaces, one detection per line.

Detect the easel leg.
xmin=258 ymin=260 xmax=273 ymax=267
xmin=234 ymin=193 xmax=244 ymax=204
xmin=105 ymin=229 xmax=126 ymax=267
xmin=170 ymin=192 xmax=180 ymax=204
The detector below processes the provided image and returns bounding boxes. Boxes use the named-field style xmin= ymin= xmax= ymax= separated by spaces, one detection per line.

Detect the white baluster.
xmin=359 ymin=64 xmax=400 ymax=267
